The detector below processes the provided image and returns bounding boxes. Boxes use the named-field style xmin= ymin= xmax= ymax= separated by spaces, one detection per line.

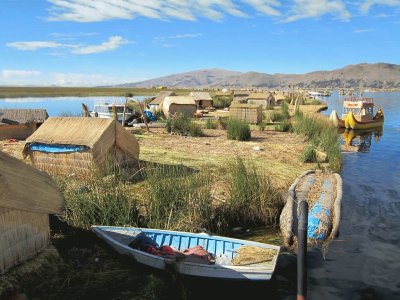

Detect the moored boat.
xmin=345 ymin=109 xmax=384 ymax=130
xmin=329 ymin=109 xmax=345 ymax=128
xmin=92 ymin=226 xmax=280 ymax=281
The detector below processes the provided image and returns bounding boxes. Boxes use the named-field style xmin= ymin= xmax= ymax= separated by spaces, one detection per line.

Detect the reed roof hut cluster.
xmin=0 ymin=151 xmax=64 ymax=274
xmin=23 ymin=117 xmax=140 ymax=177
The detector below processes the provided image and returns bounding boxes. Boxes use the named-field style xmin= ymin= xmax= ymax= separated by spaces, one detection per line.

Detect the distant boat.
xmin=92 ymin=226 xmax=280 ymax=281
xmin=91 ymin=101 xmax=136 ymax=124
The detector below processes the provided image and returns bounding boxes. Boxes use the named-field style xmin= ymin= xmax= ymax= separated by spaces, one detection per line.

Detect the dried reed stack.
xmin=23 ymin=117 xmax=140 ymax=177
xmin=0 ymin=151 xmax=64 ymax=274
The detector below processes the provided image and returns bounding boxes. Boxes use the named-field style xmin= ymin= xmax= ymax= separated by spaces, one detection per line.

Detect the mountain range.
xmin=115 ymin=63 xmax=400 ymax=89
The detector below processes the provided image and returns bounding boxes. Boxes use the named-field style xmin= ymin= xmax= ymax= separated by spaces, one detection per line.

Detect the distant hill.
xmin=114 ymin=63 xmax=400 ymax=89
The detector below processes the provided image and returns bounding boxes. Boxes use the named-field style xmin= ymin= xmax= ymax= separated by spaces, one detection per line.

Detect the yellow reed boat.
xmin=329 ymin=109 xmax=345 ymax=128
xmin=337 ymin=97 xmax=384 ymax=129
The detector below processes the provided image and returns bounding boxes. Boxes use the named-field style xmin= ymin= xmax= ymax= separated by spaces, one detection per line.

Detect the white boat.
xmin=90 ymin=101 xmax=136 ymax=124
xmin=92 ymin=226 xmax=280 ymax=281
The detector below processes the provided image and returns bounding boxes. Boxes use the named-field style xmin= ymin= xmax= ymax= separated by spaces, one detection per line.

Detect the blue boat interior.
xmin=100 ymin=227 xmax=270 ymax=260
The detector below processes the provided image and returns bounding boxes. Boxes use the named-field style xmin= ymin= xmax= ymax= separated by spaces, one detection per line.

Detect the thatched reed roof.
xmin=0 ymin=151 xmax=64 ymax=214
xmin=274 ymin=92 xmax=286 ymax=101
xmin=149 ymin=91 xmax=177 ymax=105
xmin=215 ymin=91 xmax=232 ymax=97
xmin=26 ymin=117 xmax=139 ymax=160
xmin=163 ymin=96 xmax=196 ymax=106
xmin=234 ymin=91 xmax=250 ymax=96
xmin=190 ymin=92 xmax=212 ymax=101
xmin=248 ymin=92 xmax=271 ymax=100
xmin=0 ymin=109 xmax=48 ymax=125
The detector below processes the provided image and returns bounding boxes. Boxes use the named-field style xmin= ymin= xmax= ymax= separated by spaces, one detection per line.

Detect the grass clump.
xmin=142 ymin=164 xmax=214 ymax=232
xmin=212 ymin=96 xmax=232 ymax=109
xmin=274 ymin=119 xmax=292 ymax=132
xmin=204 ymin=118 xmax=218 ymax=129
xmin=222 ymin=157 xmax=281 ymax=228
xmin=226 ymin=118 xmax=251 ymax=141
xmin=165 ymin=113 xmax=203 ymax=137
xmin=300 ymin=145 xmax=317 ymax=163
xmin=292 ymin=109 xmax=342 ymax=172
xmin=58 ymin=176 xmax=139 ymax=229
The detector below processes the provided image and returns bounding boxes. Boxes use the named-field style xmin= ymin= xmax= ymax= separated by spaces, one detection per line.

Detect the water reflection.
xmin=340 ymin=128 xmax=383 ymax=153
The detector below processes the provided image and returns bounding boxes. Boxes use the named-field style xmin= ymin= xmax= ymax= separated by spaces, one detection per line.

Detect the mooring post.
xmin=297 ymin=200 xmax=308 ymax=300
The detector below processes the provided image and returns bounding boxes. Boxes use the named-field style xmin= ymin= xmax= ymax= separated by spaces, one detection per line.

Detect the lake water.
xmin=0 ymin=96 xmax=152 ymax=116
xmin=1 ymin=93 xmax=399 ymax=299
xmin=308 ymin=92 xmax=400 ymax=299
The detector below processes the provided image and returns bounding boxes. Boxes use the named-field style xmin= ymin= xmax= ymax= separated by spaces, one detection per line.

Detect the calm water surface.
xmin=307 ymin=92 xmax=400 ymax=299
xmin=0 ymin=96 xmax=151 ymax=116
xmin=1 ymin=93 xmax=399 ymax=299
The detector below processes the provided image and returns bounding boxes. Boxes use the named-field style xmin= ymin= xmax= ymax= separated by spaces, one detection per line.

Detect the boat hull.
xmin=345 ymin=111 xmax=384 ymax=130
xmin=329 ymin=110 xmax=345 ymax=128
xmin=92 ymin=226 xmax=280 ymax=281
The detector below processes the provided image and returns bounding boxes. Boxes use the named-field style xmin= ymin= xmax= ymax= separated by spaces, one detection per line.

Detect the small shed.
xmin=229 ymin=103 xmax=263 ymax=125
xmin=0 ymin=151 xmax=64 ymax=274
xmin=23 ymin=117 xmax=140 ymax=177
xmin=148 ymin=91 xmax=177 ymax=110
xmin=0 ymin=109 xmax=48 ymax=140
xmin=190 ymin=92 xmax=213 ymax=108
xmin=273 ymin=92 xmax=287 ymax=105
xmin=162 ymin=96 xmax=197 ymax=118
xmin=247 ymin=92 xmax=275 ymax=107
xmin=233 ymin=91 xmax=250 ymax=103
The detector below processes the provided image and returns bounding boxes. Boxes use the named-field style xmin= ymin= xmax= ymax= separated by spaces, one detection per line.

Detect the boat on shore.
xmin=280 ymin=170 xmax=343 ymax=248
xmin=90 ymin=101 xmax=136 ymax=124
xmin=329 ymin=97 xmax=384 ymax=129
xmin=92 ymin=226 xmax=280 ymax=281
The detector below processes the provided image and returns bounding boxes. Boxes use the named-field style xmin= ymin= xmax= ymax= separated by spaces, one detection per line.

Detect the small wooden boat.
xmin=329 ymin=109 xmax=345 ymax=128
xmin=92 ymin=226 xmax=280 ymax=281
xmin=280 ymin=170 xmax=343 ymax=248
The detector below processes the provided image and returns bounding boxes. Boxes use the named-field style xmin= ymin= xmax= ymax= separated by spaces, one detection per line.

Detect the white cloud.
xmin=153 ymin=33 xmax=203 ymax=47
xmin=170 ymin=33 xmax=203 ymax=39
xmin=6 ymin=36 xmax=128 ymax=55
xmin=1 ymin=70 xmax=41 ymax=79
xmin=353 ymin=28 xmax=375 ymax=33
xmin=243 ymin=0 xmax=281 ymax=16
xmin=284 ymin=0 xmax=351 ymax=22
xmin=360 ymin=0 xmax=400 ymax=14
xmin=71 ymin=36 xmax=128 ymax=54
xmin=47 ymin=0 xmax=282 ymax=22
xmin=6 ymin=41 xmax=64 ymax=51
xmin=46 ymin=0 xmax=360 ymax=23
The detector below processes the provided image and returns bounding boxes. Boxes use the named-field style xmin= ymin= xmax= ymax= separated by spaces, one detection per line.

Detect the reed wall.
xmin=230 ymin=105 xmax=262 ymax=124
xmin=0 ymin=124 xmax=37 ymax=140
xmin=0 ymin=207 xmax=50 ymax=274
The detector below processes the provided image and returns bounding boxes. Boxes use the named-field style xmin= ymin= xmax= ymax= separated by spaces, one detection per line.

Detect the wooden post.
xmin=129 ymin=98 xmax=149 ymax=132
xmin=297 ymin=200 xmax=308 ymax=300
xmin=122 ymin=98 xmax=127 ymax=127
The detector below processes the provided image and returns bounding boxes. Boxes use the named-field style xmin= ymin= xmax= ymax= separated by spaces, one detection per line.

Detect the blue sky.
xmin=1 ymin=0 xmax=399 ymax=86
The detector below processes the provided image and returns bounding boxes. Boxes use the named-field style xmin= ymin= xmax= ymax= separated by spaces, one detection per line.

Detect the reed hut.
xmin=247 ymin=92 xmax=275 ymax=107
xmin=273 ymin=92 xmax=286 ymax=105
xmin=229 ymin=103 xmax=262 ymax=124
xmin=233 ymin=91 xmax=250 ymax=103
xmin=148 ymin=91 xmax=177 ymax=110
xmin=190 ymin=92 xmax=213 ymax=108
xmin=0 ymin=109 xmax=48 ymax=140
xmin=0 ymin=151 xmax=64 ymax=274
xmin=161 ymin=96 xmax=197 ymax=118
xmin=23 ymin=117 xmax=140 ymax=177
